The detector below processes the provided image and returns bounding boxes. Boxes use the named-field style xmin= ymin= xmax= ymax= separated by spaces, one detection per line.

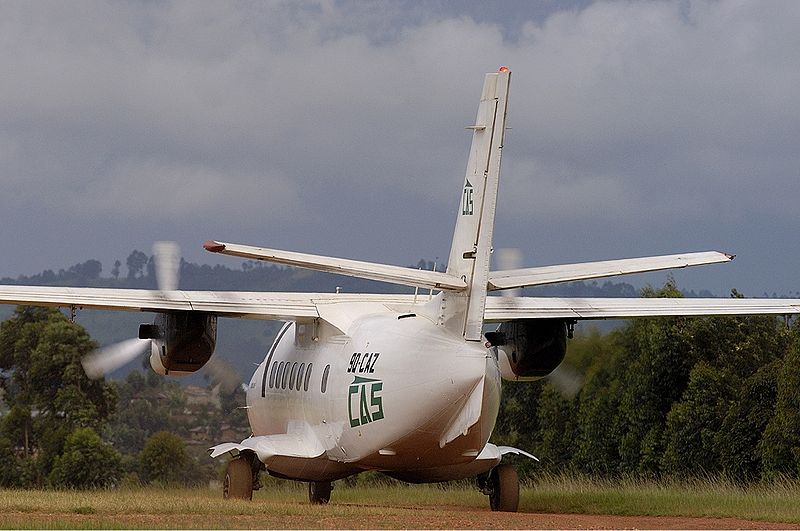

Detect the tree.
xmin=48 ymin=427 xmax=122 ymax=489
xmin=105 ymin=370 xmax=191 ymax=455
xmin=111 ymin=260 xmax=121 ymax=280
xmin=614 ymin=281 xmax=695 ymax=476
xmin=660 ymin=362 xmax=737 ymax=476
xmin=68 ymin=259 xmax=102 ymax=281
xmin=718 ymin=360 xmax=780 ymax=482
xmin=0 ymin=306 xmax=117 ymax=483
xmin=138 ymin=431 xmax=190 ymax=485
xmin=571 ymin=341 xmax=626 ymax=476
xmin=534 ymin=383 xmax=576 ymax=473
xmin=760 ymin=324 xmax=800 ymax=480
xmin=0 ymin=436 xmax=22 ymax=487
xmin=126 ymin=250 xmax=148 ymax=280
xmin=493 ymin=380 xmax=542 ymax=480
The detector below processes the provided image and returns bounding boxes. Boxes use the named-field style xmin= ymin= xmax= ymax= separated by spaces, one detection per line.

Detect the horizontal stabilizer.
xmin=204 ymin=240 xmax=466 ymax=291
xmin=488 ymin=251 xmax=734 ymax=290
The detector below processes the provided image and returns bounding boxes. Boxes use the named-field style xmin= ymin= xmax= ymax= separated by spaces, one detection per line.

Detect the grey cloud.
xmin=1 ymin=1 xmax=799 ymax=296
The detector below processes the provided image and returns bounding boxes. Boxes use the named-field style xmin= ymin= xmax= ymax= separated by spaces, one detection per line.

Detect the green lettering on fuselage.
xmin=348 ymin=376 xmax=384 ymax=428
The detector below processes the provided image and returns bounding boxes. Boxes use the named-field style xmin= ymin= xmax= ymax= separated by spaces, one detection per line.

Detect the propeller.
xmin=494 ymin=248 xmax=584 ymax=399
xmin=81 ymin=241 xmax=180 ymax=379
xmin=153 ymin=241 xmax=179 ymax=293
xmin=81 ymin=338 xmax=150 ymax=380
xmin=203 ymin=356 xmax=245 ymax=395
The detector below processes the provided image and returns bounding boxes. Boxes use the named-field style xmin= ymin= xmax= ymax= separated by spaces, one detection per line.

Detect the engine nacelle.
xmin=486 ymin=319 xmax=567 ymax=381
xmin=139 ymin=312 xmax=217 ymax=376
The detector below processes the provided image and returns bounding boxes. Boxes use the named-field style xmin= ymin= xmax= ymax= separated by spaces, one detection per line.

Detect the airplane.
xmin=2 ymin=67 xmax=800 ymax=512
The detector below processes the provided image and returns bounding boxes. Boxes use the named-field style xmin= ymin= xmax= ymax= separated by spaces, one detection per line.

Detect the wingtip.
xmin=203 ymin=240 xmax=226 ymax=253
xmin=722 ymin=251 xmax=736 ymax=261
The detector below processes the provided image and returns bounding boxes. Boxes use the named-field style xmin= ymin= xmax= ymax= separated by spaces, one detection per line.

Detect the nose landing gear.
xmin=478 ymin=464 xmax=520 ymax=512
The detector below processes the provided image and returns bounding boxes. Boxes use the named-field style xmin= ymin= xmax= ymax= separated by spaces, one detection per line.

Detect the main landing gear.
xmin=478 ymin=464 xmax=520 ymax=512
xmin=222 ymin=454 xmax=332 ymax=505
xmin=223 ymin=454 xmax=262 ymax=501
xmin=308 ymin=481 xmax=332 ymax=504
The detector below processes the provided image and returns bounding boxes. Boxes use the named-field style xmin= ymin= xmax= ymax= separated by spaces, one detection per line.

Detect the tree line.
xmin=493 ymin=282 xmax=800 ymax=483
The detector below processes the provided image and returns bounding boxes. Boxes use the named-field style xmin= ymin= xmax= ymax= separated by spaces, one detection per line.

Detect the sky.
xmin=1 ymin=0 xmax=799 ymax=297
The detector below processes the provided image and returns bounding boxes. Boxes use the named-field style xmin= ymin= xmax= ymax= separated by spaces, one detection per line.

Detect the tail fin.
xmin=443 ymin=68 xmax=511 ymax=341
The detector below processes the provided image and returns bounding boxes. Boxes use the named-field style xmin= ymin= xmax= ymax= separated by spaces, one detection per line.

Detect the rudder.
xmin=442 ymin=68 xmax=511 ymax=340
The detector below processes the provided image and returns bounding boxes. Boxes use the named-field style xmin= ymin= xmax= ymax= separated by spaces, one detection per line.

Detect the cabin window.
xmin=289 ymin=362 xmax=298 ymax=390
xmin=297 ymin=363 xmax=305 ymax=391
xmin=282 ymin=362 xmax=290 ymax=389
xmin=304 ymin=363 xmax=313 ymax=392
xmin=321 ymin=364 xmax=330 ymax=393
xmin=267 ymin=361 xmax=275 ymax=389
xmin=274 ymin=362 xmax=283 ymax=389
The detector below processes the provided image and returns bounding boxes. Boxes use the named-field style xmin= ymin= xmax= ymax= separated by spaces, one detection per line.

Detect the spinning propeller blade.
xmin=495 ymin=248 xmax=584 ymax=398
xmin=80 ymin=241 xmax=180 ymax=379
xmin=153 ymin=241 xmax=180 ymax=293
xmin=82 ymin=338 xmax=150 ymax=380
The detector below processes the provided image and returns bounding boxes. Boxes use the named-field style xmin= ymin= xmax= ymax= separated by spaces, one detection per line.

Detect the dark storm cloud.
xmin=1 ymin=1 xmax=798 ymax=295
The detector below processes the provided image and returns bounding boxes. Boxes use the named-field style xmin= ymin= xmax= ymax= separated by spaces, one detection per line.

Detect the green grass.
xmin=524 ymin=474 xmax=800 ymax=523
xmin=1 ymin=476 xmax=799 ymax=528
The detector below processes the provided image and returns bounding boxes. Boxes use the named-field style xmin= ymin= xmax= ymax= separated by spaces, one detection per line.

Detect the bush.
xmin=138 ymin=431 xmax=189 ymax=485
xmin=48 ymin=427 xmax=122 ymax=489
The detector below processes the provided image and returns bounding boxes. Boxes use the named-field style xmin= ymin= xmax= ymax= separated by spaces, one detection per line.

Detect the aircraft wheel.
xmin=224 ymin=457 xmax=253 ymax=500
xmin=308 ymin=481 xmax=332 ymax=504
xmin=488 ymin=464 xmax=519 ymax=512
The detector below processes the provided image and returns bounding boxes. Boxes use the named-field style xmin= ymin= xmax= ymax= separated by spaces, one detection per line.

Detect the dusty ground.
xmin=2 ymin=504 xmax=799 ymax=530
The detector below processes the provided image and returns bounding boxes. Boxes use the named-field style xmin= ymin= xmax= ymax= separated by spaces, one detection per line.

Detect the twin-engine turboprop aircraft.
xmin=3 ymin=68 xmax=800 ymax=512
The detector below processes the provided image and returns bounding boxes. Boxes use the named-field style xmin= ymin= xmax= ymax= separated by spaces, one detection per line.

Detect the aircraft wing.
xmin=484 ymin=296 xmax=800 ymax=322
xmin=0 ymin=285 xmax=416 ymax=321
xmin=487 ymin=251 xmax=733 ymax=291
xmin=5 ymin=285 xmax=799 ymax=324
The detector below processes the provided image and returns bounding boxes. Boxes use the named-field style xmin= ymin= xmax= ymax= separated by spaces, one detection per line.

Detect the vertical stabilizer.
xmin=442 ymin=68 xmax=511 ymax=341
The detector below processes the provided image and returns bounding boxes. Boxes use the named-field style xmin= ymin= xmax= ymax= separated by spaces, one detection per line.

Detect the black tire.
xmin=488 ymin=464 xmax=519 ymax=512
xmin=224 ymin=457 xmax=253 ymax=500
xmin=308 ymin=481 xmax=332 ymax=504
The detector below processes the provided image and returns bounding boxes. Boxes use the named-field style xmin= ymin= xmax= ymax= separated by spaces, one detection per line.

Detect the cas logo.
xmin=461 ymin=180 xmax=474 ymax=215
xmin=348 ymin=376 xmax=384 ymax=428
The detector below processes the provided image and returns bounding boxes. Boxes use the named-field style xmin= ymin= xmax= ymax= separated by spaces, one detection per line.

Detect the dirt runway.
xmin=3 ymin=505 xmax=799 ymax=529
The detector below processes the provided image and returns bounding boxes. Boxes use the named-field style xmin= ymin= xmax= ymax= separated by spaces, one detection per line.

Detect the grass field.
xmin=1 ymin=475 xmax=800 ymax=529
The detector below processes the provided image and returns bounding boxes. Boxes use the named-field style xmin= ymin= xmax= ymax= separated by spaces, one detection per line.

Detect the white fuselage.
xmin=245 ymin=312 xmax=501 ymax=482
